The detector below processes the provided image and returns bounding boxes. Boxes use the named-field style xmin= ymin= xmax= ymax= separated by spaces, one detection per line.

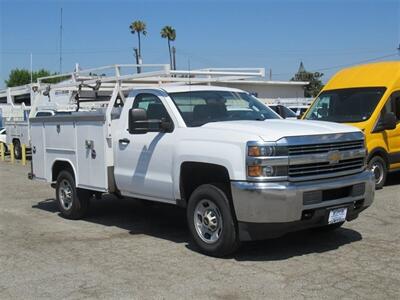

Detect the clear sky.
xmin=0 ymin=0 xmax=399 ymax=88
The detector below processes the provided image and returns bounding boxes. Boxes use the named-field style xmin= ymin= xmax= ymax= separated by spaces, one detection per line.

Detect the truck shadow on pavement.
xmin=33 ymin=195 xmax=362 ymax=261
xmin=383 ymin=172 xmax=400 ymax=187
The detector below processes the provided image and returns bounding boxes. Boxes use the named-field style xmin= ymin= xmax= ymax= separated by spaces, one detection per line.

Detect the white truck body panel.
xmin=30 ymin=114 xmax=112 ymax=192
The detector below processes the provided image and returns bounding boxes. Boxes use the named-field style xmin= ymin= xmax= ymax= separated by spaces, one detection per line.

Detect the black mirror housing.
xmin=128 ymin=108 xmax=172 ymax=134
xmin=374 ymin=112 xmax=397 ymax=133
xmin=129 ymin=108 xmax=148 ymax=134
xmin=383 ymin=112 xmax=397 ymax=130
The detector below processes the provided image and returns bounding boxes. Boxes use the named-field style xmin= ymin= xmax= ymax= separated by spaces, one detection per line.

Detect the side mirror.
xmin=382 ymin=112 xmax=397 ymax=130
xmin=374 ymin=112 xmax=397 ymax=133
xmin=128 ymin=108 xmax=172 ymax=134
xmin=129 ymin=108 xmax=148 ymax=134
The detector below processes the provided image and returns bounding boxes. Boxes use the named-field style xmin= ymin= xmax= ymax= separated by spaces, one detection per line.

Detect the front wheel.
xmin=368 ymin=155 xmax=387 ymax=189
xmin=56 ymin=170 xmax=91 ymax=219
xmin=187 ymin=184 xmax=240 ymax=257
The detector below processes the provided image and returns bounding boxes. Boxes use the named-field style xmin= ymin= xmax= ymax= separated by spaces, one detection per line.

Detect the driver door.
xmin=114 ymin=93 xmax=175 ymax=203
xmin=381 ymin=91 xmax=400 ymax=166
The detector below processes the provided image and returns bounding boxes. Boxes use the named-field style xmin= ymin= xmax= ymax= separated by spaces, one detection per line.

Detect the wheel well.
xmin=368 ymin=149 xmax=389 ymax=167
xmin=180 ymin=162 xmax=231 ymax=205
xmin=12 ymin=138 xmax=20 ymax=144
xmin=52 ymin=161 xmax=75 ymax=182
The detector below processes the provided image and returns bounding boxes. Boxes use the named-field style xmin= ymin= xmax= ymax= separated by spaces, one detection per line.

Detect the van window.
xmin=304 ymin=87 xmax=386 ymax=123
xmin=379 ymin=91 xmax=400 ymax=123
xmin=392 ymin=92 xmax=400 ymax=121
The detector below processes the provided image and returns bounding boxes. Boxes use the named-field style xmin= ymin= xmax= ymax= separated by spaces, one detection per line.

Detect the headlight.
xmin=246 ymin=142 xmax=288 ymax=180
xmin=247 ymin=145 xmax=288 ymax=157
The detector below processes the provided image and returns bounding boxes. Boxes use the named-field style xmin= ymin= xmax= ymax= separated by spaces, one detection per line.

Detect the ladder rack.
xmin=35 ymin=64 xmax=265 ymax=92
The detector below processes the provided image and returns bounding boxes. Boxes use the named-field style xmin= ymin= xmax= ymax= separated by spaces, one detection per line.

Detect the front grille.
xmin=287 ymin=139 xmax=365 ymax=181
xmin=289 ymin=157 xmax=364 ymax=178
xmin=288 ymin=140 xmax=364 ymax=156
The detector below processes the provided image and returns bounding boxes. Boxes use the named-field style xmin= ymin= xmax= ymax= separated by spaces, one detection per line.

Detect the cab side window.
xmin=378 ymin=91 xmax=400 ymax=127
xmin=132 ymin=93 xmax=171 ymax=121
xmin=392 ymin=92 xmax=400 ymax=121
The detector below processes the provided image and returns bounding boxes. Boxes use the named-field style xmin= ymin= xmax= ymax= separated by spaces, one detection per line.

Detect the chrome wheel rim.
xmin=193 ymin=199 xmax=223 ymax=244
xmin=59 ymin=179 xmax=73 ymax=210
xmin=371 ymin=161 xmax=384 ymax=185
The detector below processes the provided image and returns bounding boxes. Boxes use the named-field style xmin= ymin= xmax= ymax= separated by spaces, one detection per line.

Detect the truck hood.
xmin=202 ymin=119 xmax=361 ymax=142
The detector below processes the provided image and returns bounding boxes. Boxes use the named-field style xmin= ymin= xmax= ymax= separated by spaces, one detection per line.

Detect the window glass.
xmin=304 ymin=87 xmax=386 ymax=123
xmin=392 ymin=92 xmax=400 ymax=121
xmin=132 ymin=93 xmax=171 ymax=121
xmin=378 ymin=91 xmax=400 ymax=125
xmin=169 ymin=91 xmax=279 ymax=127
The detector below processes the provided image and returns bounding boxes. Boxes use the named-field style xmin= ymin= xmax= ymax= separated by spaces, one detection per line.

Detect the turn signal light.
xmin=248 ymin=165 xmax=262 ymax=177
xmin=248 ymin=146 xmax=261 ymax=157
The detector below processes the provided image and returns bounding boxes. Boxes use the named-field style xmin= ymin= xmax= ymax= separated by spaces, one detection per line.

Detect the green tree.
xmin=160 ymin=26 xmax=176 ymax=69
xmin=5 ymin=69 xmax=31 ymax=87
xmin=5 ymin=68 xmax=69 ymax=87
xmin=291 ymin=62 xmax=324 ymax=97
xmin=129 ymin=20 xmax=147 ymax=58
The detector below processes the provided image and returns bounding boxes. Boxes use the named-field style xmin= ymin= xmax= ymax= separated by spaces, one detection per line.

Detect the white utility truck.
xmin=0 ymin=85 xmax=33 ymax=158
xmin=0 ymin=84 xmax=59 ymax=158
xmin=29 ymin=65 xmax=375 ymax=256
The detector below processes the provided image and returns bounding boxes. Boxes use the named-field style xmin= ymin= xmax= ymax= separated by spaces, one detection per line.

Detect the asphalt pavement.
xmin=0 ymin=161 xmax=399 ymax=299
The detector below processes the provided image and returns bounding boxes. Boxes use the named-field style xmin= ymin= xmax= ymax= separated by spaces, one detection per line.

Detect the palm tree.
xmin=160 ymin=26 xmax=176 ymax=69
xmin=129 ymin=20 xmax=147 ymax=58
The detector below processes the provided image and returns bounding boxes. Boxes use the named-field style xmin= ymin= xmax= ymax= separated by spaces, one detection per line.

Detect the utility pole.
xmin=172 ymin=46 xmax=176 ymax=70
xmin=30 ymin=53 xmax=33 ymax=83
xmin=59 ymin=8 xmax=63 ymax=74
xmin=134 ymin=48 xmax=141 ymax=73
xmin=269 ymin=68 xmax=272 ymax=80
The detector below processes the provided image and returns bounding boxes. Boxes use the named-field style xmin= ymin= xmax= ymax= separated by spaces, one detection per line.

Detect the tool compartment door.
xmin=75 ymin=120 xmax=109 ymax=191
xmin=30 ymin=122 xmax=46 ymax=180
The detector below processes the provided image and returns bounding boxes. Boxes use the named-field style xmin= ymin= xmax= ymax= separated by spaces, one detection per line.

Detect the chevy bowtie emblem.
xmin=327 ymin=150 xmax=341 ymax=164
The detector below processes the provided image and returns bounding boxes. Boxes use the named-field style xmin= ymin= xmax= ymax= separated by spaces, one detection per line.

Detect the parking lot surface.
xmin=0 ymin=161 xmax=399 ymax=299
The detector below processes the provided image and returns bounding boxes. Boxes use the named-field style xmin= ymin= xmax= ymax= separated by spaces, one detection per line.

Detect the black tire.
xmin=55 ymin=170 xmax=91 ymax=219
xmin=187 ymin=184 xmax=240 ymax=257
xmin=13 ymin=140 xmax=22 ymax=160
xmin=314 ymin=221 xmax=344 ymax=232
xmin=368 ymin=155 xmax=387 ymax=189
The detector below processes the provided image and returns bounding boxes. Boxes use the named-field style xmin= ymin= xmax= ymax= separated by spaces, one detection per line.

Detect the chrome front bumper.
xmin=231 ymin=170 xmax=375 ymax=225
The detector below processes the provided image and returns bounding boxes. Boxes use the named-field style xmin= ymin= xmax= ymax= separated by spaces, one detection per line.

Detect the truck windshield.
xmin=169 ymin=91 xmax=279 ymax=127
xmin=304 ymin=87 xmax=386 ymax=123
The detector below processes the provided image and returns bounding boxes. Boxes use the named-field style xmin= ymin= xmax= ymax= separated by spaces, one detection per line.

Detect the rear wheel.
xmin=56 ymin=170 xmax=91 ymax=219
xmin=187 ymin=184 xmax=240 ymax=257
xmin=368 ymin=155 xmax=387 ymax=189
xmin=13 ymin=140 xmax=22 ymax=159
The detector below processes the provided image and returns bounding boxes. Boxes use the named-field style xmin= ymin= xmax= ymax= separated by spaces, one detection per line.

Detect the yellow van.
xmin=303 ymin=61 xmax=400 ymax=188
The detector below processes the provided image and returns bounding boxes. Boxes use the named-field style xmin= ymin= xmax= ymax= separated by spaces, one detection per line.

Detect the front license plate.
xmin=328 ymin=207 xmax=347 ymax=224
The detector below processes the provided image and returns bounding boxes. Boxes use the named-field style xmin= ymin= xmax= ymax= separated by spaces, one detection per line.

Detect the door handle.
xmin=119 ymin=138 xmax=130 ymax=144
